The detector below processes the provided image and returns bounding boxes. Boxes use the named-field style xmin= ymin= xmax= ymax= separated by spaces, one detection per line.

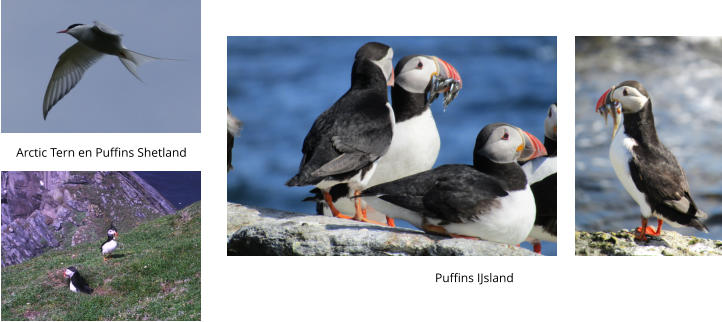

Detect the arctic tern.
xmin=43 ymin=21 xmax=163 ymax=120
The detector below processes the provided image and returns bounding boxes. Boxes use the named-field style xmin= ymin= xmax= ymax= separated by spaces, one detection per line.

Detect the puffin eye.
xmin=501 ymin=132 xmax=509 ymax=140
xmin=623 ymin=89 xmax=628 ymax=96
xmin=416 ymin=61 xmax=423 ymax=69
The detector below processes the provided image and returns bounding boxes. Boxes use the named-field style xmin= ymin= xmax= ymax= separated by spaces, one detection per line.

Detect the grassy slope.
xmin=1 ymin=201 xmax=201 ymax=321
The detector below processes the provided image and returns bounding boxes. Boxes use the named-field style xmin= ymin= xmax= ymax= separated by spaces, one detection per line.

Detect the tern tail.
xmin=118 ymin=49 xmax=173 ymax=81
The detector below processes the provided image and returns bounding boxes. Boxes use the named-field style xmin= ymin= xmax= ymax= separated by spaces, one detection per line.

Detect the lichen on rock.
xmin=576 ymin=230 xmax=722 ymax=256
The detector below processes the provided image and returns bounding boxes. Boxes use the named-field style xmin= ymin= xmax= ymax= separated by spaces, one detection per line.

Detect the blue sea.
xmin=576 ymin=37 xmax=722 ymax=240
xmin=227 ymin=37 xmax=557 ymax=255
xmin=135 ymin=171 xmax=201 ymax=209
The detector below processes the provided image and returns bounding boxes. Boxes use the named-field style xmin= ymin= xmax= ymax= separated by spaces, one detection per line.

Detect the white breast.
xmin=102 ymin=240 xmax=118 ymax=255
xmin=69 ymin=281 xmax=78 ymax=293
xmin=439 ymin=188 xmax=537 ymax=245
xmin=609 ymin=124 xmax=651 ymax=217
xmin=367 ymin=108 xmax=439 ymax=187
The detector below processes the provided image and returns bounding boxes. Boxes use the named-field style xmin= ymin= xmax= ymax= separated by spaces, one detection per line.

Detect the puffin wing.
xmin=74 ymin=275 xmax=94 ymax=294
xmin=421 ymin=168 xmax=509 ymax=224
xmin=43 ymin=42 xmax=103 ymax=119
xmin=629 ymin=146 xmax=706 ymax=218
xmin=290 ymin=92 xmax=392 ymax=184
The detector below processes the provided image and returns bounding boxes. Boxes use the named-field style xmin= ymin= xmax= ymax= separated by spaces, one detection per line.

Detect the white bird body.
xmin=101 ymin=239 xmax=118 ymax=255
xmin=43 ymin=21 xmax=162 ymax=119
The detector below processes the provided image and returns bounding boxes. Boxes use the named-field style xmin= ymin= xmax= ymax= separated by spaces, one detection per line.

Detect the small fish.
xmin=429 ymin=75 xmax=462 ymax=110
xmin=598 ymin=101 xmax=622 ymax=138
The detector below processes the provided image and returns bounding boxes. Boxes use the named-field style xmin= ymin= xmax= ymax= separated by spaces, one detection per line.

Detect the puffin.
xmin=228 ymin=107 xmax=242 ymax=172
xmin=286 ymin=42 xmax=395 ymax=224
xmin=309 ymin=54 xmax=463 ymax=226
xmin=63 ymin=266 xmax=93 ymax=294
xmin=596 ymin=80 xmax=708 ymax=240
xmin=101 ymin=226 xmax=119 ymax=261
xmin=521 ymin=103 xmax=557 ymax=253
xmin=357 ymin=123 xmax=547 ymax=244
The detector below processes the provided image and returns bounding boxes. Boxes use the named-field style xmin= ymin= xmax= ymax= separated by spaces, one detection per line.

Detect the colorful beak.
xmin=114 ymin=232 xmax=119 ymax=238
xmin=387 ymin=69 xmax=395 ymax=87
xmin=517 ymin=129 xmax=548 ymax=162
xmin=57 ymin=29 xmax=68 ymax=34
xmin=429 ymin=56 xmax=463 ymax=107
xmin=595 ymin=87 xmax=614 ymax=113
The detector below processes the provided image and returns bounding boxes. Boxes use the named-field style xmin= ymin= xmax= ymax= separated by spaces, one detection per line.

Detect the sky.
xmin=1 ymin=0 xmax=200 ymax=132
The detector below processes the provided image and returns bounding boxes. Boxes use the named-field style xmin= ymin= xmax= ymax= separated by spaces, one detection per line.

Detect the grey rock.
xmin=575 ymin=230 xmax=722 ymax=256
xmin=227 ymin=203 xmax=537 ymax=256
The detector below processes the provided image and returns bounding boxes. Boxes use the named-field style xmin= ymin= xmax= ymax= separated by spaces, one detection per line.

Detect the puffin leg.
xmin=323 ymin=191 xmax=353 ymax=220
xmin=386 ymin=216 xmax=396 ymax=227
xmin=650 ymin=219 xmax=663 ymax=236
xmin=634 ymin=217 xmax=655 ymax=241
xmin=352 ymin=191 xmax=385 ymax=225
xmin=533 ymin=242 xmax=542 ymax=254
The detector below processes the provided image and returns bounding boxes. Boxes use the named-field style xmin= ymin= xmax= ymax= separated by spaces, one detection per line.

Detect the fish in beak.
xmin=428 ymin=56 xmax=463 ymax=109
xmin=596 ymin=86 xmax=622 ymax=138
xmin=517 ymin=128 xmax=548 ymax=162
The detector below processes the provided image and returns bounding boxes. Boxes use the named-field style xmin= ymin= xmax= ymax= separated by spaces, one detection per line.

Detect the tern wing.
xmin=93 ymin=20 xmax=123 ymax=36
xmin=43 ymin=42 xmax=104 ymax=119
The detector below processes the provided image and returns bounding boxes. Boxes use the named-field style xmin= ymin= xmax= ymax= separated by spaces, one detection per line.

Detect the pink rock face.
xmin=1 ymin=171 xmax=176 ymax=266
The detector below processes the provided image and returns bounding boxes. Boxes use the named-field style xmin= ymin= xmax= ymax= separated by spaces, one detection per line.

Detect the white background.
xmin=3 ymin=0 xmax=722 ymax=321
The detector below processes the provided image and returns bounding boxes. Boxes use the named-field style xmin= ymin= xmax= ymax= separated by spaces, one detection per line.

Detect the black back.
xmin=287 ymin=43 xmax=393 ymax=186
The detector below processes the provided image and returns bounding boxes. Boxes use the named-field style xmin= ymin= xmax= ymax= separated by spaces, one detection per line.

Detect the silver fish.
xmin=429 ymin=75 xmax=462 ymax=111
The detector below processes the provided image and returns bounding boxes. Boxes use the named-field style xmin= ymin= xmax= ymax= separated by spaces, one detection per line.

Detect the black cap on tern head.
xmin=66 ymin=24 xmax=83 ymax=30
xmin=355 ymin=42 xmax=391 ymax=61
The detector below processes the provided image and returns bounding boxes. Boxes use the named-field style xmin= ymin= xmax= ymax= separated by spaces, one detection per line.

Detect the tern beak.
xmin=57 ymin=29 xmax=68 ymax=34
xmin=517 ymin=129 xmax=548 ymax=162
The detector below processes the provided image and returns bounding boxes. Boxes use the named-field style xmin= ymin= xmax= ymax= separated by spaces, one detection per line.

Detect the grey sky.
xmin=1 ymin=0 xmax=200 ymax=132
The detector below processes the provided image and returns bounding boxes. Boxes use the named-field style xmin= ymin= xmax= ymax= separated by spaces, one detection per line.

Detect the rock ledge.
xmin=576 ymin=230 xmax=722 ymax=256
xmin=227 ymin=203 xmax=537 ymax=256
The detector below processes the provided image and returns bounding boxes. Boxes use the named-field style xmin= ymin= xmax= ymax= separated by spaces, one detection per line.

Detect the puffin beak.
xmin=596 ymin=85 xmax=622 ymax=138
xmin=114 ymin=232 xmax=119 ymax=238
xmin=429 ymin=56 xmax=463 ymax=108
xmin=387 ymin=69 xmax=395 ymax=87
xmin=63 ymin=271 xmax=67 ymax=278
xmin=517 ymin=129 xmax=547 ymax=162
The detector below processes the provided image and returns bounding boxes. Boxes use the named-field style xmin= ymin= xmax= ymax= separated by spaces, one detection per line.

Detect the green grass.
xmin=1 ymin=201 xmax=201 ymax=321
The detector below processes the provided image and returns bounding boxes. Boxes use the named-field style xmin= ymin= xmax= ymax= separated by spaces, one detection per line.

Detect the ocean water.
xmin=135 ymin=171 xmax=201 ymax=209
xmin=228 ymin=37 xmax=557 ymax=255
xmin=576 ymin=37 xmax=722 ymax=239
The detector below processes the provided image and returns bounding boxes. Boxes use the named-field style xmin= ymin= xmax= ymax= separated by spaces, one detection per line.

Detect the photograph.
xmin=1 ymin=171 xmax=201 ymax=320
xmin=575 ymin=36 xmax=722 ymax=255
xmin=0 ymin=0 xmax=200 ymax=132
xmin=227 ymin=36 xmax=557 ymax=256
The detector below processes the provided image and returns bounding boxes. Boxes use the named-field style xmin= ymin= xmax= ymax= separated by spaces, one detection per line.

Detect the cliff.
xmin=227 ymin=203 xmax=537 ymax=256
xmin=575 ymin=230 xmax=722 ymax=256
xmin=1 ymin=171 xmax=176 ymax=266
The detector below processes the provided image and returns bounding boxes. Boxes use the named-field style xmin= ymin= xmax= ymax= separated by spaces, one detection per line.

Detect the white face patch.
xmin=483 ymin=126 xmax=524 ymax=163
xmin=613 ymin=86 xmax=649 ymax=113
xmin=371 ymin=48 xmax=394 ymax=84
xmin=107 ymin=229 xmax=117 ymax=236
xmin=396 ymin=56 xmax=437 ymax=94
xmin=64 ymin=268 xmax=74 ymax=277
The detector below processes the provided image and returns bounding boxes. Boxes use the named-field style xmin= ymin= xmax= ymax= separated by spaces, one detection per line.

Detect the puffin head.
xmin=355 ymin=42 xmax=395 ymax=86
xmin=64 ymin=266 xmax=77 ymax=278
xmin=395 ymin=55 xmax=462 ymax=107
xmin=596 ymin=80 xmax=650 ymax=114
xmin=545 ymin=103 xmax=557 ymax=140
xmin=474 ymin=123 xmax=547 ymax=166
xmin=107 ymin=228 xmax=119 ymax=239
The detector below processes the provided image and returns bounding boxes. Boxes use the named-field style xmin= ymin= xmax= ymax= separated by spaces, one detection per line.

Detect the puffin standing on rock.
xmin=522 ymin=103 xmax=557 ymax=253
xmin=63 ymin=266 xmax=93 ymax=294
xmin=596 ymin=80 xmax=709 ymax=241
xmin=228 ymin=108 xmax=242 ymax=172
xmin=101 ymin=226 xmax=119 ymax=261
xmin=357 ymin=123 xmax=547 ymax=244
xmin=286 ymin=42 xmax=395 ymax=224
xmin=310 ymin=54 xmax=463 ymax=226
